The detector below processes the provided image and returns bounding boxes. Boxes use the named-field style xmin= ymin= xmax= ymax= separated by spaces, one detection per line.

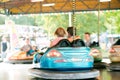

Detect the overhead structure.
xmin=0 ymin=0 xmax=120 ymax=14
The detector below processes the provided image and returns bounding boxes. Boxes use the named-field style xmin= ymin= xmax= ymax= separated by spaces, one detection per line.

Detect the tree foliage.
xmin=75 ymin=13 xmax=106 ymax=38
xmin=34 ymin=14 xmax=69 ymax=36
xmin=0 ymin=10 xmax=120 ymax=37
xmin=9 ymin=15 xmax=35 ymax=25
xmin=104 ymin=11 xmax=120 ymax=33
xmin=0 ymin=15 xmax=5 ymax=24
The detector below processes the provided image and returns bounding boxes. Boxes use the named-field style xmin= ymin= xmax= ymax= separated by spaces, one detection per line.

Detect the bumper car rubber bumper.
xmin=108 ymin=63 xmax=120 ymax=71
xmin=29 ymin=68 xmax=100 ymax=79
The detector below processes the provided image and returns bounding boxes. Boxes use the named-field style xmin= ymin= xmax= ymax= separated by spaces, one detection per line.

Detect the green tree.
xmin=75 ymin=13 xmax=106 ymax=38
xmin=104 ymin=11 xmax=120 ymax=33
xmin=35 ymin=14 xmax=69 ymax=37
xmin=0 ymin=15 xmax=5 ymax=24
xmin=9 ymin=15 xmax=35 ymax=25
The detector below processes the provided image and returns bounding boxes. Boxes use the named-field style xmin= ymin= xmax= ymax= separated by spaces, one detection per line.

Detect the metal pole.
xmin=98 ymin=0 xmax=100 ymax=43
xmin=69 ymin=12 xmax=72 ymax=27
xmin=72 ymin=0 xmax=76 ymax=40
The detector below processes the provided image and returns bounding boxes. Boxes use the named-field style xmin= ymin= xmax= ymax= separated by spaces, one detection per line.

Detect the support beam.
xmin=24 ymin=3 xmax=35 ymax=14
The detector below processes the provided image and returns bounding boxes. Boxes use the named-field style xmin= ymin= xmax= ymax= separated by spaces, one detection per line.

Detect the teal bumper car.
xmin=29 ymin=39 xmax=99 ymax=79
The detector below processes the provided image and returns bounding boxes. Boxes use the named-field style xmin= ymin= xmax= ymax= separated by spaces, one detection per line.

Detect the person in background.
xmin=20 ymin=38 xmax=33 ymax=56
xmin=1 ymin=36 xmax=9 ymax=60
xmin=84 ymin=32 xmax=92 ymax=47
xmin=50 ymin=27 xmax=67 ymax=47
xmin=67 ymin=26 xmax=80 ymax=42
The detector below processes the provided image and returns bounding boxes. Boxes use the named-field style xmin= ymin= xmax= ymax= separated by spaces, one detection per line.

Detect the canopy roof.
xmin=0 ymin=0 xmax=120 ymax=14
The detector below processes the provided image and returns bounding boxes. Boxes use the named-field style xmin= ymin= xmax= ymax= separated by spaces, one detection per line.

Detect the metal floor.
xmin=0 ymin=62 xmax=120 ymax=80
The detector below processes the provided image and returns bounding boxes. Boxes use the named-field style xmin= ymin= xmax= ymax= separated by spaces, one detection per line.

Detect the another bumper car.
xmin=5 ymin=51 xmax=33 ymax=64
xmin=4 ymin=47 xmax=39 ymax=64
xmin=90 ymin=47 xmax=102 ymax=63
xmin=108 ymin=39 xmax=120 ymax=71
xmin=90 ymin=42 xmax=107 ymax=69
xmin=29 ymin=39 xmax=99 ymax=79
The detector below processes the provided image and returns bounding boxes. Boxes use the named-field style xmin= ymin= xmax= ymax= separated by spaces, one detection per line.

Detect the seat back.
xmin=114 ymin=39 xmax=120 ymax=45
xmin=71 ymin=39 xmax=85 ymax=47
xmin=52 ymin=39 xmax=71 ymax=47
xmin=90 ymin=41 xmax=99 ymax=48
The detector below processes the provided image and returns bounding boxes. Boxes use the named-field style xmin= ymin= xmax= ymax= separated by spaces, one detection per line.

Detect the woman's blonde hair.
xmin=54 ymin=27 xmax=66 ymax=37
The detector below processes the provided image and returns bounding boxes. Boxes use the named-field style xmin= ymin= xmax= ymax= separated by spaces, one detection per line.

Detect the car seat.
xmin=114 ymin=39 xmax=120 ymax=45
xmin=71 ymin=39 xmax=85 ymax=47
xmin=52 ymin=39 xmax=71 ymax=47
xmin=90 ymin=41 xmax=99 ymax=48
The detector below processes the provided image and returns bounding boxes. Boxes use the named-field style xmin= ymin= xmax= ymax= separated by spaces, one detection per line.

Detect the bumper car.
xmin=90 ymin=47 xmax=102 ymax=63
xmin=29 ymin=39 xmax=99 ymax=79
xmin=4 ymin=48 xmax=40 ymax=64
xmin=90 ymin=42 xmax=107 ymax=69
xmin=6 ymin=51 xmax=33 ymax=64
xmin=108 ymin=39 xmax=120 ymax=71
